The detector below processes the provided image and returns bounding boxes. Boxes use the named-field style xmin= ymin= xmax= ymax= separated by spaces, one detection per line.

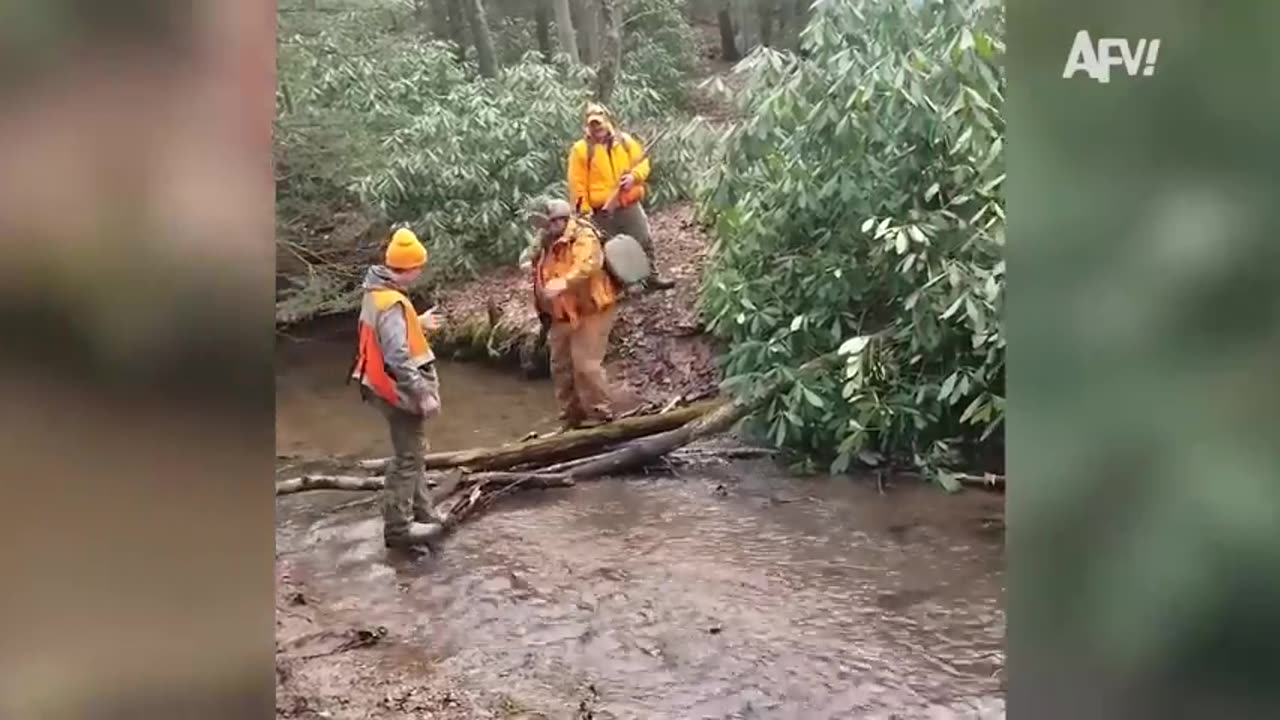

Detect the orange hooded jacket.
xmin=566 ymin=103 xmax=650 ymax=214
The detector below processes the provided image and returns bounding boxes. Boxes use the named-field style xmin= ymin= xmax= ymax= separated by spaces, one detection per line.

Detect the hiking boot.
xmin=384 ymin=522 xmax=442 ymax=549
xmin=645 ymin=276 xmax=676 ymax=291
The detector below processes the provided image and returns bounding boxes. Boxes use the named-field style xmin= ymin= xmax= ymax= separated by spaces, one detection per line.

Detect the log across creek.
xmin=275 ymin=352 xmax=1003 ymax=544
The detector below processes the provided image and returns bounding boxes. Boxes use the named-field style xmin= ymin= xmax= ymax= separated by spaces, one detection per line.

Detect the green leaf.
xmin=941 ymin=294 xmax=965 ymax=320
xmin=960 ymin=395 xmax=986 ymax=424
xmin=938 ymin=372 xmax=959 ymax=402
xmin=802 ymin=388 xmax=826 ymax=409
xmin=875 ymin=217 xmax=893 ymax=238
xmin=838 ymin=336 xmax=871 ymax=356
xmin=831 ymin=451 xmax=853 ymax=475
xmin=934 ymin=471 xmax=962 ymax=494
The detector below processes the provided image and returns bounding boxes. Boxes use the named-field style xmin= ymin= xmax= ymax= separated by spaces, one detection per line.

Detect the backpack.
xmin=574 ymin=215 xmax=649 ymax=287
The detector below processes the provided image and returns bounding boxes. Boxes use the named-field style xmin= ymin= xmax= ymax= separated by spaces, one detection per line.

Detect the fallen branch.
xmin=555 ymin=354 xmax=839 ymax=481
xmin=354 ymin=398 xmax=721 ymax=474
xmin=278 ymin=352 xmax=862 ymax=546
xmin=276 ymin=470 xmax=576 ymax=497
xmin=955 ymin=472 xmax=1005 ymax=489
xmin=275 ymin=475 xmax=386 ymax=494
xmin=668 ymin=446 xmax=778 ymax=461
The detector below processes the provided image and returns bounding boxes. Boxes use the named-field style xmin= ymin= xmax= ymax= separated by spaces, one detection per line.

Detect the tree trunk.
xmin=446 ymin=0 xmax=468 ymax=61
xmin=427 ymin=0 xmax=449 ymax=36
xmin=778 ymin=0 xmax=793 ymax=47
xmin=734 ymin=1 xmax=752 ymax=54
xmin=787 ymin=0 xmax=808 ymax=50
xmin=571 ymin=0 xmax=598 ymax=66
xmin=593 ymin=0 xmax=622 ymax=104
xmin=758 ymin=0 xmax=774 ymax=47
xmin=717 ymin=5 xmax=740 ymax=62
xmin=535 ymin=0 xmax=553 ymax=61
xmin=552 ymin=0 xmax=580 ymax=63
xmin=465 ymin=0 xmax=500 ymax=78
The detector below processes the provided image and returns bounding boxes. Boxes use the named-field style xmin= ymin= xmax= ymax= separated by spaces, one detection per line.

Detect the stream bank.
xmin=278 ymin=202 xmax=722 ymax=416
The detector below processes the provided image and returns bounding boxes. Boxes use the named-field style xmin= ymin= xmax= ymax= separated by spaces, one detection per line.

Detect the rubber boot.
xmin=384 ymin=521 xmax=442 ymax=549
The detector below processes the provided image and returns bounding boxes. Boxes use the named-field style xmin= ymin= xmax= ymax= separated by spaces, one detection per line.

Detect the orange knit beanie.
xmin=385 ymin=227 xmax=427 ymax=270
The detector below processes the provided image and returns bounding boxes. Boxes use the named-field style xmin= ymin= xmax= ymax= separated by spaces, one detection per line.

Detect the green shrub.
xmin=698 ymin=0 xmax=1005 ymax=481
xmin=276 ymin=2 xmax=705 ymax=311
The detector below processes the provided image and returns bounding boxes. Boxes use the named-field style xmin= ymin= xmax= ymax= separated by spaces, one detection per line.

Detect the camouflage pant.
xmin=547 ymin=305 xmax=617 ymax=424
xmin=368 ymin=393 xmax=436 ymax=537
xmin=596 ymin=203 xmax=657 ymax=271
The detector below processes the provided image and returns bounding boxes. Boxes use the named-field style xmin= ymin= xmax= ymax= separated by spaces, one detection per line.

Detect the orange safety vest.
xmin=533 ymin=219 xmax=617 ymax=328
xmin=349 ymin=288 xmax=432 ymax=409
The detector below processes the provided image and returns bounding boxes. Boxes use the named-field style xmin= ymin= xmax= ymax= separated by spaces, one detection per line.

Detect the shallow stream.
xmin=275 ymin=335 xmax=1005 ymax=719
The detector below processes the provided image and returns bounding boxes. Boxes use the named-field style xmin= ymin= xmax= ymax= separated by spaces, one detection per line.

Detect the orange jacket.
xmin=350 ymin=267 xmax=435 ymax=412
xmin=534 ymin=218 xmax=617 ymax=327
xmin=567 ymin=129 xmax=650 ymax=214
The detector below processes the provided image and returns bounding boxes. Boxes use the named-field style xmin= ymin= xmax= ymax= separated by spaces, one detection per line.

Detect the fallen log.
xmin=354 ymin=398 xmax=721 ymax=474
xmin=275 ymin=470 xmax=576 ymax=496
xmin=422 ymin=354 xmax=844 ymax=531
xmin=553 ymin=354 xmax=839 ymax=480
xmin=276 ymin=351 xmax=1006 ymax=548
xmin=275 ymin=475 xmax=386 ymax=494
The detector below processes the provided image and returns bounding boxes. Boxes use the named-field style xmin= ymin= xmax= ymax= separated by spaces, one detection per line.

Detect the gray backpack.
xmin=602 ymin=233 xmax=651 ymax=286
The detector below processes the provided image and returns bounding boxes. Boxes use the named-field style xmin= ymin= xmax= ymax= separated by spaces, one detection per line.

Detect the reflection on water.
xmin=275 ymin=334 xmax=1006 ymax=718
xmin=275 ymin=334 xmax=562 ymax=459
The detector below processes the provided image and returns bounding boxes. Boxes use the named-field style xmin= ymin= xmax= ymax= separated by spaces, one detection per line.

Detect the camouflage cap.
xmin=545 ymin=199 xmax=573 ymax=220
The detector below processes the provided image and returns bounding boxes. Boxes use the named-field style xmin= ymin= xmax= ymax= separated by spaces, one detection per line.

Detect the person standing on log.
xmin=533 ymin=199 xmax=620 ymax=430
xmin=349 ymin=227 xmax=445 ymax=549
xmin=567 ymin=102 xmax=676 ymax=292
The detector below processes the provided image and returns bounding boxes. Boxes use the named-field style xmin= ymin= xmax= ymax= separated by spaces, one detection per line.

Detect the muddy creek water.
xmin=276 ymin=336 xmax=1006 ymax=719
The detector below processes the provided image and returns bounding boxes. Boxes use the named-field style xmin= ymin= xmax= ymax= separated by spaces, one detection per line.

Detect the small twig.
xmin=291 ymin=626 xmax=390 ymax=661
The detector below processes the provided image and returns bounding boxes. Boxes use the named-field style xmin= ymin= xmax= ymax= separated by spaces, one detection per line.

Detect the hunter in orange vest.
xmin=532 ymin=199 xmax=620 ymax=429
xmin=350 ymin=227 xmax=445 ymax=549
xmin=566 ymin=102 xmax=675 ymax=291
